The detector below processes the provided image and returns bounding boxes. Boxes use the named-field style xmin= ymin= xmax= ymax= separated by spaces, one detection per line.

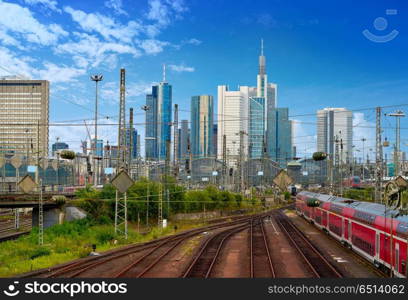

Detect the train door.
xmin=322 ymin=211 xmax=327 ymax=227
xmin=344 ymin=219 xmax=348 ymax=240
xmin=376 ymin=233 xmax=380 ymax=259
xmin=395 ymin=243 xmax=400 ymax=275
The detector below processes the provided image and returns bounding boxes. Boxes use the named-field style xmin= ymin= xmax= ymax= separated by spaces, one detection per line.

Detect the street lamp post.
xmin=91 ymin=74 xmax=103 ymax=187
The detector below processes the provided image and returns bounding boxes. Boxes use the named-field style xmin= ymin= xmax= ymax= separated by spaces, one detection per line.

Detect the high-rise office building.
xmin=52 ymin=142 xmax=69 ymax=156
xmin=126 ymin=127 xmax=138 ymax=159
xmin=217 ymin=85 xmax=252 ymax=166
xmin=317 ymin=108 xmax=352 ymax=163
xmin=212 ymin=124 xmax=218 ymax=157
xmin=92 ymin=139 xmax=103 ymax=157
xmin=144 ymin=67 xmax=172 ymax=160
xmin=267 ymin=108 xmax=292 ymax=166
xmin=0 ymin=77 xmax=49 ymax=156
xmin=249 ymin=97 xmax=265 ymax=158
xmin=191 ymin=95 xmax=214 ymax=158
xmin=179 ymin=120 xmax=189 ymax=160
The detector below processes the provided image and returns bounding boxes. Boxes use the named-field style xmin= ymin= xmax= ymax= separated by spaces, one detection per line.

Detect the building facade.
xmin=126 ymin=127 xmax=138 ymax=159
xmin=191 ymin=95 xmax=214 ymax=158
xmin=179 ymin=119 xmax=189 ymax=161
xmin=0 ymin=78 xmax=49 ymax=157
xmin=92 ymin=139 xmax=103 ymax=157
xmin=144 ymin=78 xmax=172 ymax=161
xmin=52 ymin=142 xmax=69 ymax=156
xmin=249 ymin=97 xmax=265 ymax=158
xmin=267 ymin=108 xmax=292 ymax=166
xmin=217 ymin=85 xmax=252 ymax=166
xmin=317 ymin=108 xmax=353 ymax=163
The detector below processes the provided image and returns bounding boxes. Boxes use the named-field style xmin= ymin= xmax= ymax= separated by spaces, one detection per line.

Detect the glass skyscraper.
xmin=249 ymin=97 xmax=265 ymax=158
xmin=266 ymin=108 xmax=292 ymax=167
xmin=144 ymin=79 xmax=172 ymax=161
xmin=126 ymin=127 xmax=138 ymax=159
xmin=191 ymin=95 xmax=213 ymax=158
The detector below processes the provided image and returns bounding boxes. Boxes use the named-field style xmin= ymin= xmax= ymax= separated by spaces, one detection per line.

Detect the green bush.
xmin=30 ymin=247 xmax=51 ymax=260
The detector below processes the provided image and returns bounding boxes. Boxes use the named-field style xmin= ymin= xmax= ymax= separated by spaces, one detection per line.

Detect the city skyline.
xmin=0 ymin=0 xmax=407 ymax=160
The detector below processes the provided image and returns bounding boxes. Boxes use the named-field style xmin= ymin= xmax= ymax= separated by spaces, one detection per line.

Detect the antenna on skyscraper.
xmin=261 ymin=38 xmax=264 ymax=56
xmin=162 ymin=63 xmax=166 ymax=82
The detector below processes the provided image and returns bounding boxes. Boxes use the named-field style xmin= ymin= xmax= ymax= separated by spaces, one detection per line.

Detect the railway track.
xmin=250 ymin=217 xmax=275 ymax=278
xmin=274 ymin=211 xmax=343 ymax=278
xmin=24 ymin=212 xmax=269 ymax=278
xmin=182 ymin=223 xmax=249 ymax=278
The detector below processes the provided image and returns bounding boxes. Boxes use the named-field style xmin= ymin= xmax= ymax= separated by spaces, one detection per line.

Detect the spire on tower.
xmin=261 ymin=38 xmax=264 ymax=56
xmin=162 ymin=63 xmax=166 ymax=82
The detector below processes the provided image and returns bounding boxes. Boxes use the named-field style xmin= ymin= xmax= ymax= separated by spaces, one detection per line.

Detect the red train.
xmin=296 ymin=191 xmax=408 ymax=277
xmin=343 ymin=176 xmax=362 ymax=188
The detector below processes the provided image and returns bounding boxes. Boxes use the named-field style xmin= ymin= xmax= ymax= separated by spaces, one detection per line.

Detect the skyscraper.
xmin=212 ymin=124 xmax=218 ymax=157
xmin=145 ymin=93 xmax=157 ymax=160
xmin=52 ymin=142 xmax=69 ymax=156
xmin=0 ymin=77 xmax=49 ymax=156
xmin=249 ymin=97 xmax=265 ymax=158
xmin=267 ymin=108 xmax=292 ymax=166
xmin=144 ymin=66 xmax=172 ymax=160
xmin=179 ymin=119 xmax=189 ymax=160
xmin=317 ymin=108 xmax=353 ymax=163
xmin=217 ymin=85 xmax=252 ymax=166
xmin=126 ymin=127 xmax=138 ymax=159
xmin=191 ymin=95 xmax=214 ymax=158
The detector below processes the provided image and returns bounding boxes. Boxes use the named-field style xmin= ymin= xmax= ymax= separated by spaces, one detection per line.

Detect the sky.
xmin=0 ymin=0 xmax=408 ymax=160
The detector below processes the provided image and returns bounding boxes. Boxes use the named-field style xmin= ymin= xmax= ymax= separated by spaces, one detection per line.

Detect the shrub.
xmin=30 ymin=247 xmax=51 ymax=260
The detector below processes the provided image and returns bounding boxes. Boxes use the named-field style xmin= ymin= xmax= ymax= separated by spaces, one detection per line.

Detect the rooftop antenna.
xmin=162 ymin=63 xmax=166 ymax=82
xmin=261 ymin=38 xmax=264 ymax=56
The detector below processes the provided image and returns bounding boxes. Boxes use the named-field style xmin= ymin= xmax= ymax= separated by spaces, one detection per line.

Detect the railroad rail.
xmin=250 ymin=217 xmax=275 ymax=278
xmin=182 ymin=223 xmax=249 ymax=278
xmin=22 ymin=212 xmax=270 ymax=278
xmin=274 ymin=211 xmax=342 ymax=278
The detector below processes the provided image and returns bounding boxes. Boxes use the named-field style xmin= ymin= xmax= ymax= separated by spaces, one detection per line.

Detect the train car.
xmin=296 ymin=191 xmax=408 ymax=277
xmin=343 ymin=176 xmax=362 ymax=188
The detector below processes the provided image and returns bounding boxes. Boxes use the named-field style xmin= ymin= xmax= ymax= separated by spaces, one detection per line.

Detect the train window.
xmin=330 ymin=204 xmax=343 ymax=214
xmin=354 ymin=210 xmax=375 ymax=224
xmin=397 ymin=222 xmax=408 ymax=234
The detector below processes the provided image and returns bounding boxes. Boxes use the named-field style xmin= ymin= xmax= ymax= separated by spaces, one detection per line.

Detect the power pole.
xmin=173 ymin=104 xmax=179 ymax=179
xmin=36 ymin=120 xmax=43 ymax=245
xmin=389 ymin=110 xmax=405 ymax=176
xmin=238 ymin=131 xmax=245 ymax=195
xmin=222 ymin=134 xmax=227 ymax=189
xmin=334 ymin=135 xmax=340 ymax=195
xmin=128 ymin=107 xmax=134 ymax=176
xmin=90 ymin=74 xmax=103 ymax=186
xmin=340 ymin=137 xmax=344 ymax=196
xmin=115 ymin=68 xmax=128 ymax=239
xmin=375 ymin=107 xmax=383 ymax=203
xmin=165 ymin=139 xmax=171 ymax=217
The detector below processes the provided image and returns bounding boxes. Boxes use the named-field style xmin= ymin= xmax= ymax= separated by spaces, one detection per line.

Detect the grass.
xmin=0 ymin=217 xmax=205 ymax=278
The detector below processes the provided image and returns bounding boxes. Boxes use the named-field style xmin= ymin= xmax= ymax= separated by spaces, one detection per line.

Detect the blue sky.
xmin=0 ymin=0 xmax=407 ymax=159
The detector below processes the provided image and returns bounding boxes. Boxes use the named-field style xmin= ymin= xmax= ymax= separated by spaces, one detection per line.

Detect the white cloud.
xmin=0 ymin=46 xmax=34 ymax=78
xmin=291 ymin=119 xmax=316 ymax=156
xmin=0 ymin=0 xmax=68 ymax=46
xmin=145 ymin=0 xmax=188 ymax=37
xmin=353 ymin=113 xmax=375 ymax=160
xmin=63 ymin=6 xmax=141 ymax=43
xmin=0 ymin=47 xmax=85 ymax=83
xmin=168 ymin=63 xmax=194 ymax=72
xmin=104 ymin=0 xmax=127 ymax=16
xmin=33 ymin=62 xmax=86 ymax=83
xmin=101 ymin=81 xmax=155 ymax=103
xmin=24 ymin=0 xmax=61 ymax=13
xmin=138 ymin=39 xmax=169 ymax=55
xmin=184 ymin=38 xmax=202 ymax=45
xmin=55 ymin=32 xmax=141 ymax=68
